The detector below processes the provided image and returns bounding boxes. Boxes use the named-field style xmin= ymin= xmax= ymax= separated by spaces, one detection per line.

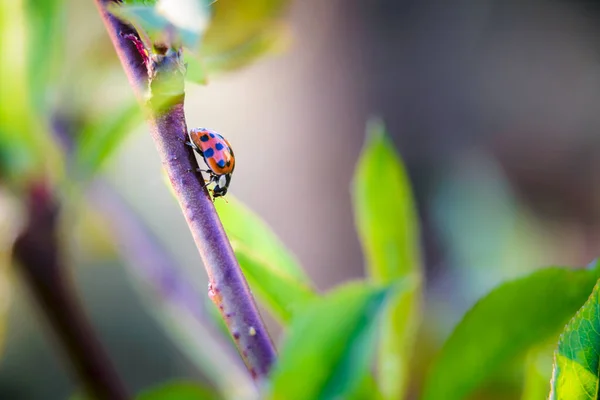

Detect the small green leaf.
xmin=264 ymin=281 xmax=398 ymax=400
xmin=136 ymin=380 xmax=222 ymax=400
xmin=108 ymin=4 xmax=171 ymax=45
xmin=423 ymin=264 xmax=600 ymax=400
xmin=549 ymin=278 xmax=600 ymax=399
xmin=352 ymin=118 xmax=422 ymax=399
xmin=74 ymin=100 xmax=144 ymax=180
xmin=233 ymin=243 xmax=315 ymax=323
xmin=214 ymin=196 xmax=311 ymax=285
xmin=154 ymin=0 xmax=210 ymax=50
xmin=353 ymin=119 xmax=421 ymax=282
xmin=198 ymin=0 xmax=291 ymax=74
xmin=108 ymin=2 xmax=208 ymax=50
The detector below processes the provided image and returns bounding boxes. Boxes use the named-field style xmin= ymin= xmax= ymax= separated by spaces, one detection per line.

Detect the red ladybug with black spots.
xmin=188 ymin=128 xmax=235 ymax=199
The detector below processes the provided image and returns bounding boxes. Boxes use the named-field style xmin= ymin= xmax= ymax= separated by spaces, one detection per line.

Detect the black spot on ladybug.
xmin=217 ymin=159 xmax=226 ymax=168
xmin=200 ymin=134 xmax=209 ymax=142
xmin=209 ymin=133 xmax=215 ymax=138
xmin=215 ymin=142 xmax=224 ymax=151
xmin=204 ymin=148 xmax=214 ymax=158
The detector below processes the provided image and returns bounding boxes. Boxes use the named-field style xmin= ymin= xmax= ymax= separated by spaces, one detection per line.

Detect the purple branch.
xmin=94 ymin=0 xmax=277 ymax=380
xmin=87 ymin=180 xmax=256 ymax=397
xmin=13 ymin=182 xmax=129 ymax=400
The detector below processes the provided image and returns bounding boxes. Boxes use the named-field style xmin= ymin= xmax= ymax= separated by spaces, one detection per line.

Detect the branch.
xmin=13 ymin=182 xmax=129 ymax=400
xmin=88 ymin=180 xmax=256 ymax=398
xmin=94 ymin=0 xmax=277 ymax=380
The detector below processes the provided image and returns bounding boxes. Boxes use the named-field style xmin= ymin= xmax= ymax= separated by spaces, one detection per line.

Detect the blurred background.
xmin=3 ymin=0 xmax=600 ymax=398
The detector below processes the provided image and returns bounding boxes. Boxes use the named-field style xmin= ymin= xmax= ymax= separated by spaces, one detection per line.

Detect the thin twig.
xmin=13 ymin=182 xmax=129 ymax=400
xmin=94 ymin=0 xmax=277 ymax=380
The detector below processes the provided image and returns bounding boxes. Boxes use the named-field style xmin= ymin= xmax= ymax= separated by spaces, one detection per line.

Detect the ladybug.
xmin=187 ymin=128 xmax=235 ymax=198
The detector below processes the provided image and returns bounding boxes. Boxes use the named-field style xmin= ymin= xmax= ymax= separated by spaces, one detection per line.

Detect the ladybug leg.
xmin=197 ymin=173 xmax=212 ymax=184
xmin=207 ymin=187 xmax=216 ymax=200
xmin=185 ymin=140 xmax=204 ymax=156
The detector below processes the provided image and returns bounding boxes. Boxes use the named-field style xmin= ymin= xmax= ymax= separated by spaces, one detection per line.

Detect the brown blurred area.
xmin=4 ymin=0 xmax=600 ymax=398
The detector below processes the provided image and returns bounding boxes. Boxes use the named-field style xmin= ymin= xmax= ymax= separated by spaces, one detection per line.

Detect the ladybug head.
xmin=212 ymin=173 xmax=231 ymax=199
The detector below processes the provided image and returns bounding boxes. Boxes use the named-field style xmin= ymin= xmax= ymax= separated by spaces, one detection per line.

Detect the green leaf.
xmin=0 ymin=0 xmax=63 ymax=183
xmin=352 ymin=118 xmax=422 ymax=399
xmin=353 ymin=119 xmax=421 ymax=282
xmin=521 ymin=339 xmax=555 ymax=400
xmin=24 ymin=0 xmax=64 ymax=111
xmin=108 ymin=2 xmax=209 ymax=50
xmin=74 ymin=100 xmax=144 ymax=180
xmin=549 ymin=278 xmax=600 ymax=399
xmin=233 ymin=243 xmax=315 ymax=323
xmin=214 ymin=196 xmax=311 ymax=285
xmin=215 ymin=197 xmax=316 ymax=323
xmin=136 ymin=380 xmax=222 ymax=400
xmin=122 ymin=0 xmax=158 ymax=4
xmin=422 ymin=264 xmax=600 ymax=400
xmin=198 ymin=0 xmax=291 ymax=75
xmin=264 ymin=281 xmax=399 ymax=400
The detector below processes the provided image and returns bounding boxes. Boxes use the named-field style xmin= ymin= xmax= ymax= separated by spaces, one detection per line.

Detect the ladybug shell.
xmin=189 ymin=128 xmax=235 ymax=175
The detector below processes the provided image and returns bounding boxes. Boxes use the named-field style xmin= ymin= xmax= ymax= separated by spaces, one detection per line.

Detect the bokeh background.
xmin=3 ymin=0 xmax=600 ymax=398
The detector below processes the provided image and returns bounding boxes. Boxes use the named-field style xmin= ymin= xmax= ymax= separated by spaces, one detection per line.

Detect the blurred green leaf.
xmin=422 ymin=264 xmax=600 ymax=400
xmin=348 ymin=374 xmax=384 ymax=400
xmin=264 ymin=282 xmax=398 ymax=400
xmin=136 ymin=380 xmax=222 ymax=400
xmin=122 ymin=0 xmax=158 ymax=4
xmin=233 ymin=242 xmax=315 ymax=323
xmin=214 ymin=196 xmax=312 ymax=285
xmin=108 ymin=2 xmax=209 ymax=50
xmin=215 ymin=197 xmax=316 ymax=323
xmin=521 ymin=339 xmax=555 ymax=400
xmin=353 ymin=119 xmax=421 ymax=284
xmin=74 ymin=101 xmax=143 ymax=180
xmin=352 ymin=118 xmax=422 ymax=399
xmin=24 ymin=0 xmax=64 ymax=111
xmin=0 ymin=1 xmax=63 ymax=182
xmin=68 ymin=392 xmax=89 ymax=400
xmin=114 ymin=0 xmax=292 ymax=83
xmin=197 ymin=0 xmax=291 ymax=76
xmin=548 ymin=278 xmax=600 ymax=400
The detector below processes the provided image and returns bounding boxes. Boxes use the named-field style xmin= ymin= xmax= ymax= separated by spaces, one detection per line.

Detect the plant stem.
xmin=13 ymin=182 xmax=129 ymax=400
xmin=88 ymin=180 xmax=256 ymax=398
xmin=94 ymin=0 xmax=277 ymax=380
